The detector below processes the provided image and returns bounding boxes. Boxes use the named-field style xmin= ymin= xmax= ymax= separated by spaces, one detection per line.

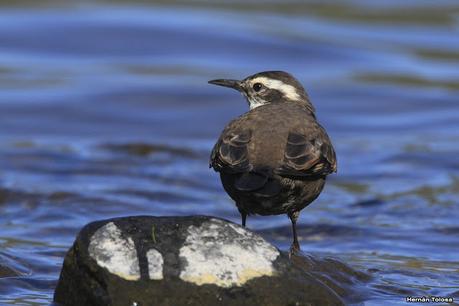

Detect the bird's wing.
xmin=275 ymin=128 xmax=337 ymax=178
xmin=210 ymin=128 xmax=281 ymax=197
xmin=210 ymin=129 xmax=252 ymax=174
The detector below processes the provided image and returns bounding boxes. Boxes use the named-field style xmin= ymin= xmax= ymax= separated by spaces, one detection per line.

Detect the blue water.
xmin=0 ymin=1 xmax=458 ymax=304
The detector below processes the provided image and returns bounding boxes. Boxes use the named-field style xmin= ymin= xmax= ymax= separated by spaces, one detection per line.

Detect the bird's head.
xmin=209 ymin=71 xmax=314 ymax=113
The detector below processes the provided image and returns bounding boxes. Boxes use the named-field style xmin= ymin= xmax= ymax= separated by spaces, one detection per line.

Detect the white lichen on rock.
xmin=146 ymin=248 xmax=164 ymax=280
xmin=179 ymin=218 xmax=279 ymax=287
xmin=88 ymin=222 xmax=140 ymax=281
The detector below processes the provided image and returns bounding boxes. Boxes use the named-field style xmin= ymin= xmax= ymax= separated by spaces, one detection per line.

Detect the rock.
xmin=0 ymin=254 xmax=26 ymax=278
xmin=54 ymin=216 xmax=344 ymax=306
xmin=0 ymin=264 xmax=20 ymax=278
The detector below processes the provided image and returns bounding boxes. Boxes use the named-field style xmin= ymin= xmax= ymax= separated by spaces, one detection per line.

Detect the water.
xmin=0 ymin=0 xmax=458 ymax=304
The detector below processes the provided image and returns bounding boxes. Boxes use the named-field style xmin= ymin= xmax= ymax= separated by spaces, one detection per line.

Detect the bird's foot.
xmin=288 ymin=241 xmax=301 ymax=258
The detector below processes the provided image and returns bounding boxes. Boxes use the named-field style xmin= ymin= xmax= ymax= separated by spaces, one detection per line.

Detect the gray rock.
xmin=0 ymin=255 xmax=25 ymax=278
xmin=0 ymin=264 xmax=21 ymax=278
xmin=54 ymin=216 xmax=344 ymax=306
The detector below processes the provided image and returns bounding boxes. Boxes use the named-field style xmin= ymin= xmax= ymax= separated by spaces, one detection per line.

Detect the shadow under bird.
xmin=208 ymin=71 xmax=337 ymax=252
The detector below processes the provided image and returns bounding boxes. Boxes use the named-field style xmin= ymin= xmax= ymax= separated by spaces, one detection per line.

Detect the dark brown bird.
xmin=208 ymin=71 xmax=337 ymax=252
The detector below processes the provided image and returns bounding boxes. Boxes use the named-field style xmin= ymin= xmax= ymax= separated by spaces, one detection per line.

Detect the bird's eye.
xmin=252 ymin=83 xmax=263 ymax=92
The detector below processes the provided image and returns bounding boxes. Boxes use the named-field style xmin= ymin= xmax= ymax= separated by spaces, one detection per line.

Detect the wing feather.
xmin=210 ymin=130 xmax=252 ymax=173
xmin=275 ymin=130 xmax=337 ymax=178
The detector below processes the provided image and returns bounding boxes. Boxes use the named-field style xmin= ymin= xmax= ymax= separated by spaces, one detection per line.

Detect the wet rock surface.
xmin=54 ymin=215 xmax=347 ymax=306
xmin=0 ymin=254 xmax=26 ymax=279
xmin=0 ymin=265 xmax=20 ymax=278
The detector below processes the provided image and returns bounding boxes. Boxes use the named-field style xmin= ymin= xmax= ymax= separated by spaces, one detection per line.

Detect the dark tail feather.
xmin=235 ymin=172 xmax=282 ymax=197
xmin=253 ymin=179 xmax=282 ymax=197
xmin=234 ymin=172 xmax=268 ymax=191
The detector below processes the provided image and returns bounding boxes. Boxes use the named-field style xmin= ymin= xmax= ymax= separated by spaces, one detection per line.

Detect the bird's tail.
xmin=234 ymin=172 xmax=281 ymax=197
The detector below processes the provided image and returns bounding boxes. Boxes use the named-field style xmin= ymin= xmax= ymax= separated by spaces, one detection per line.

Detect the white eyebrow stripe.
xmin=251 ymin=77 xmax=301 ymax=101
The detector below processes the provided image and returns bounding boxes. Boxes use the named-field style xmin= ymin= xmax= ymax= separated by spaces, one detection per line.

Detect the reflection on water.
xmin=0 ymin=0 xmax=458 ymax=305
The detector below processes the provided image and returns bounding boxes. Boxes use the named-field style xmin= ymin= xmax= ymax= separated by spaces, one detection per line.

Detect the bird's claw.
xmin=288 ymin=242 xmax=301 ymax=258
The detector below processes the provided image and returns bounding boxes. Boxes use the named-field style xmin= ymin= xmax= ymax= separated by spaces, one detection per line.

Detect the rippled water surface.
xmin=1 ymin=1 xmax=459 ymax=305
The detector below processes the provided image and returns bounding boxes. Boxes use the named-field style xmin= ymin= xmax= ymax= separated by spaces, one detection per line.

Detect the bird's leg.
xmin=239 ymin=209 xmax=247 ymax=227
xmin=288 ymin=211 xmax=300 ymax=253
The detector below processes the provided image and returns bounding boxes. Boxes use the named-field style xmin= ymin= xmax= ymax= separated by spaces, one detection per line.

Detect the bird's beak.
xmin=208 ymin=79 xmax=242 ymax=91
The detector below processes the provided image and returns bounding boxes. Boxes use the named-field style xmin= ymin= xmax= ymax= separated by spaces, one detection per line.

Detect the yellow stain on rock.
xmin=181 ymin=268 xmax=276 ymax=288
xmin=112 ymin=272 xmax=140 ymax=281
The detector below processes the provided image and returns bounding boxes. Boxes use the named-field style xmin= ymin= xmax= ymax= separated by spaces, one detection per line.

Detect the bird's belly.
xmin=220 ymin=173 xmax=326 ymax=216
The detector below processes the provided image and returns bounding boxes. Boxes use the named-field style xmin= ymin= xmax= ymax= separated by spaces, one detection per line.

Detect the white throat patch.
xmin=248 ymin=99 xmax=265 ymax=110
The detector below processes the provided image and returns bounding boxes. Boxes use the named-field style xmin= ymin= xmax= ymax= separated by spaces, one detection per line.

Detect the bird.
xmin=208 ymin=71 xmax=337 ymax=252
